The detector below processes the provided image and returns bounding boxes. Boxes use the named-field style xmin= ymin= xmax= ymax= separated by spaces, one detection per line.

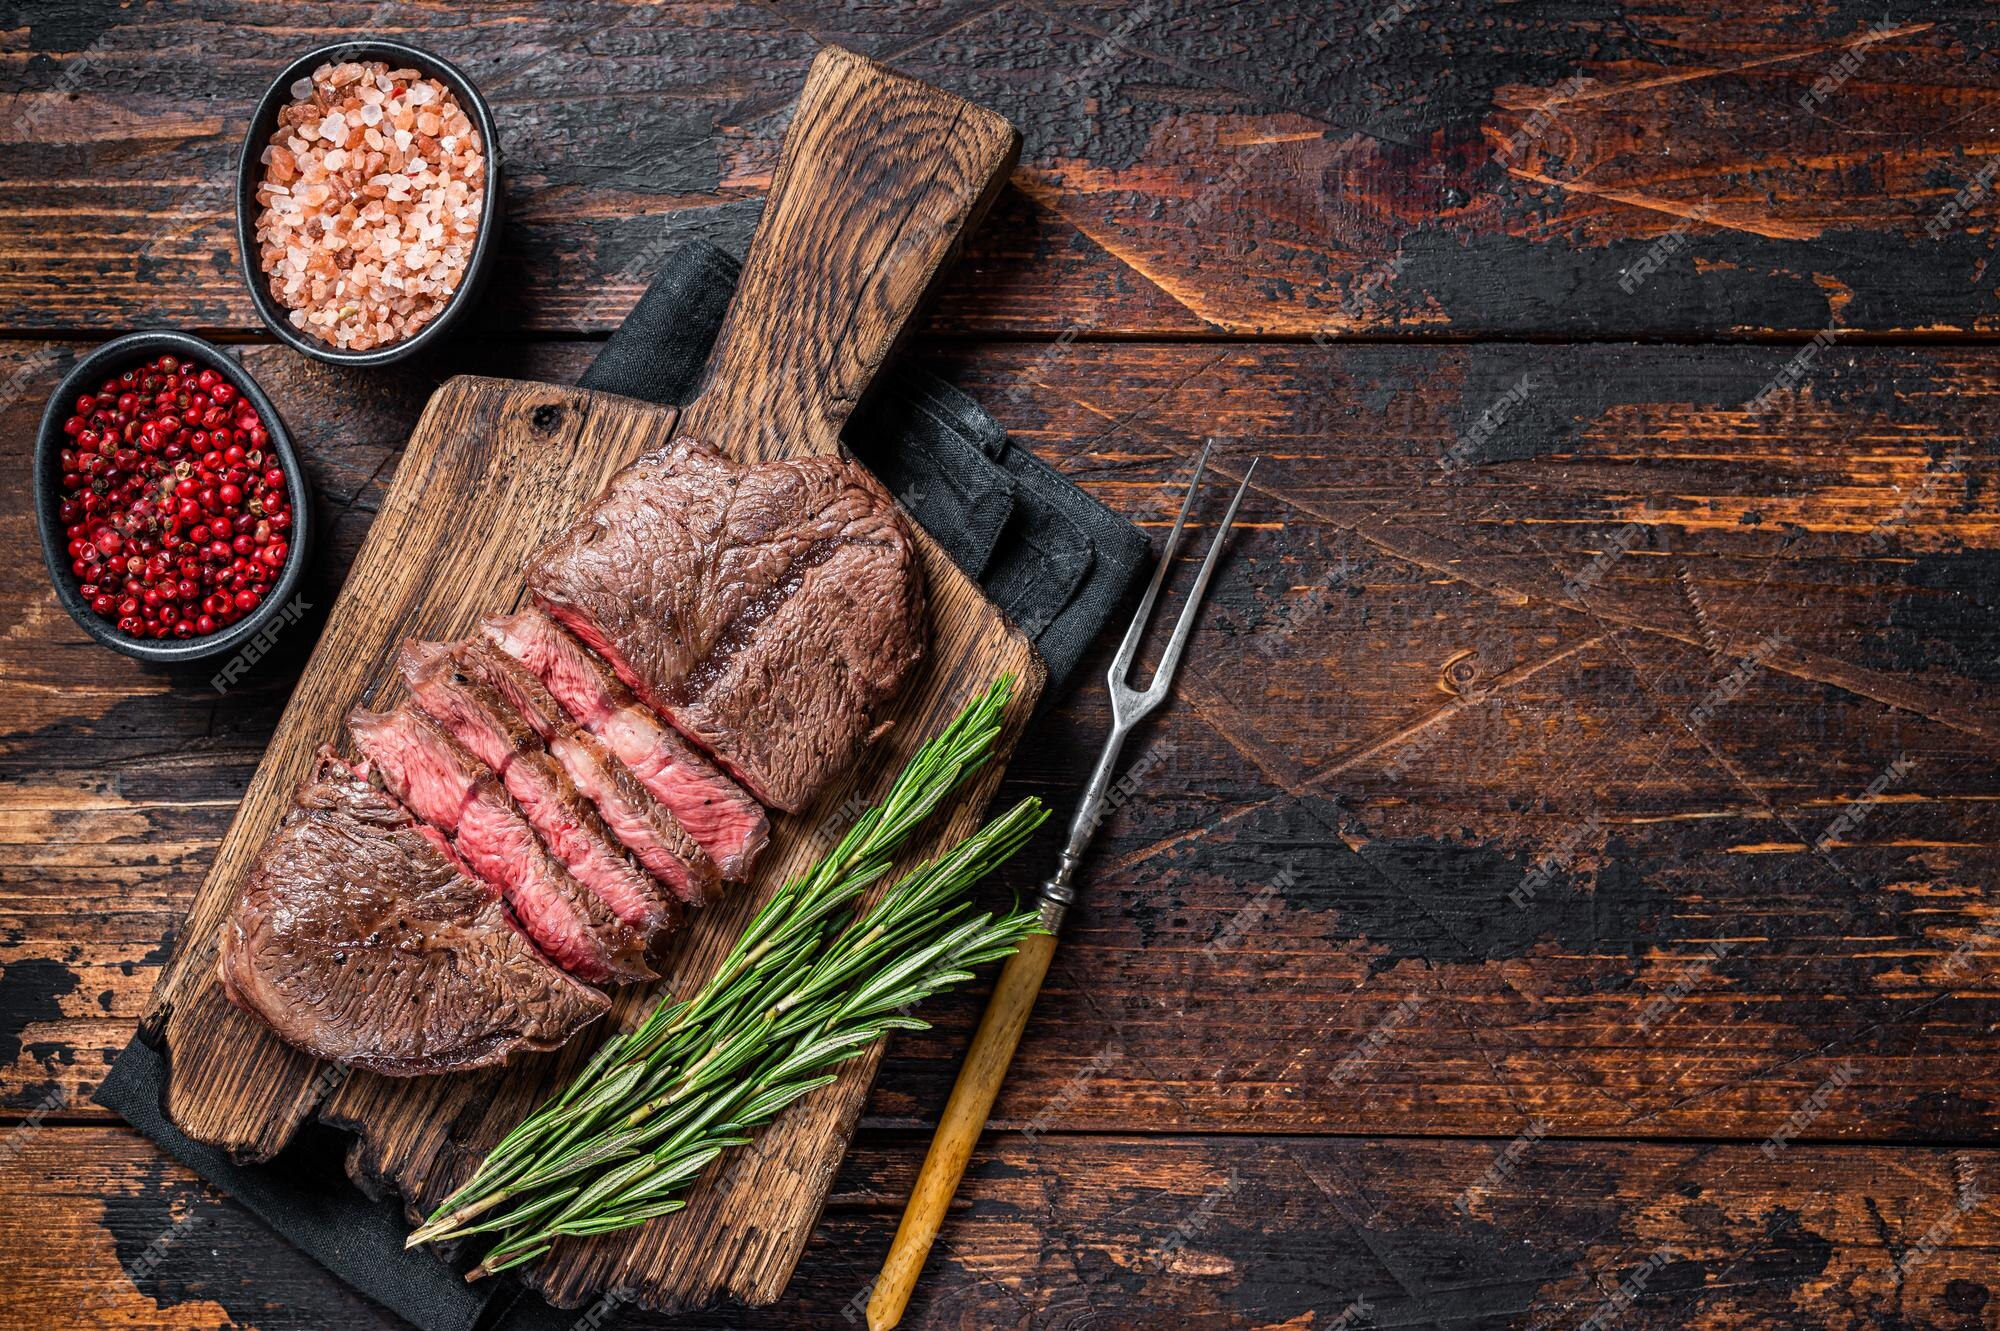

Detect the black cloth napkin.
xmin=95 ymin=238 xmax=1148 ymax=1330
xmin=96 ymin=1036 xmax=576 ymax=1331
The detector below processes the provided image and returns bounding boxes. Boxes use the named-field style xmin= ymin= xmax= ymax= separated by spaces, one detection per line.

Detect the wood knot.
xmin=531 ymin=404 xmax=565 ymax=433
xmin=1438 ymin=649 xmax=1482 ymax=696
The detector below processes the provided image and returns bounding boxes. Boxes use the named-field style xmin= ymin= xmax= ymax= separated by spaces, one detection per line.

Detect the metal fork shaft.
xmin=1033 ymin=448 xmax=1257 ymax=931
xmin=1038 ymin=718 xmax=1133 ymax=928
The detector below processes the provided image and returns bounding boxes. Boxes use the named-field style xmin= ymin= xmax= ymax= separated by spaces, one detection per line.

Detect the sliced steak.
xmin=218 ymin=750 xmax=608 ymax=1075
xmin=525 ymin=437 xmax=926 ymax=813
xmin=347 ymin=704 xmax=653 ymax=985
xmin=446 ymin=635 xmax=726 ymax=904
xmin=544 ymin=729 xmax=716 ymax=906
xmin=484 ymin=609 xmax=769 ymax=877
xmin=399 ymin=640 xmax=688 ymax=936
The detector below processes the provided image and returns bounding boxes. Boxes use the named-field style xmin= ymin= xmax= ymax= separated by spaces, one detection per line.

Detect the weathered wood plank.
xmin=6 ymin=338 xmax=2000 ymax=1146
xmin=5 ymin=1126 xmax=1998 ymax=1329
xmin=2 ymin=1 xmax=1998 ymax=337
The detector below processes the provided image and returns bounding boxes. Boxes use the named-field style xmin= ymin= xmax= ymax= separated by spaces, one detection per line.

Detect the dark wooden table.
xmin=5 ymin=3 xmax=2000 ymax=1327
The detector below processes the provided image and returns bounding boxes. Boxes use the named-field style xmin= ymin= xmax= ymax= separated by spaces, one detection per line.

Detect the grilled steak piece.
xmin=399 ymin=640 xmax=691 ymax=936
xmin=544 ymin=729 xmax=716 ymax=906
xmin=484 ymin=609 xmax=769 ymax=877
xmin=447 ymin=635 xmax=728 ymax=903
xmin=218 ymin=750 xmax=608 ymax=1075
xmin=525 ymin=437 xmax=926 ymax=813
xmin=348 ymin=704 xmax=654 ymax=985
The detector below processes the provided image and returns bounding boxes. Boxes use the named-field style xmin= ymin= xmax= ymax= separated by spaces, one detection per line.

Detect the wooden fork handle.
xmin=867 ymin=929 xmax=1058 ymax=1331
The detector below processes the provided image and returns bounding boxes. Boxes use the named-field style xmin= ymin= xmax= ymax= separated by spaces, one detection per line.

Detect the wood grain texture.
xmin=685 ymin=44 xmax=1018 ymax=459
xmin=2 ymin=1 xmax=1998 ymax=338
xmin=7 ymin=339 xmax=2000 ymax=1147
xmin=6 ymin=1126 xmax=2000 ymax=1330
xmin=6 ymin=4 xmax=2000 ymax=1315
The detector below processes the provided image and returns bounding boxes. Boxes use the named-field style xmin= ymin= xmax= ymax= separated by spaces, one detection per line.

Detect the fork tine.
xmin=1108 ymin=440 xmax=1213 ymax=688
xmin=1136 ymin=457 xmax=1258 ymax=709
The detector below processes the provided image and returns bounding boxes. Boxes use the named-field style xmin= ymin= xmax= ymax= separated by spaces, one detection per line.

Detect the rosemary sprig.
xmin=406 ymin=676 xmax=1046 ymax=1276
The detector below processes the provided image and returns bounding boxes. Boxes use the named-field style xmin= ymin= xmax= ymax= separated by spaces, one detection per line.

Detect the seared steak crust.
xmin=525 ymin=437 xmax=926 ymax=813
xmin=217 ymin=751 xmax=609 ymax=1076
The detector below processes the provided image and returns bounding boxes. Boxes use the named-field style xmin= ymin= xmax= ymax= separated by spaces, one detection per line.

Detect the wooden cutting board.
xmin=138 ymin=45 xmax=1037 ymax=1310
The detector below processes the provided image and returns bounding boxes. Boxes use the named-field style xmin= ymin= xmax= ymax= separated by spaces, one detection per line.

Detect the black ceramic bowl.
xmin=235 ymin=40 xmax=501 ymax=368
xmin=34 ymin=331 xmax=314 ymax=666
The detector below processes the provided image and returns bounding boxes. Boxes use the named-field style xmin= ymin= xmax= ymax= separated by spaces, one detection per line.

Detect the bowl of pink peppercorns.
xmin=235 ymin=41 xmax=501 ymax=366
xmin=35 ymin=332 xmax=313 ymax=664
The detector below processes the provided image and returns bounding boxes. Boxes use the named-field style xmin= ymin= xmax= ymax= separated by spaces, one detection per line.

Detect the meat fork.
xmin=868 ymin=442 xmax=1258 ymax=1331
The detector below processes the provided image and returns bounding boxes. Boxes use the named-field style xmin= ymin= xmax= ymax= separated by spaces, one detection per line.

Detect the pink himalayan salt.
xmin=254 ymin=61 xmax=485 ymax=353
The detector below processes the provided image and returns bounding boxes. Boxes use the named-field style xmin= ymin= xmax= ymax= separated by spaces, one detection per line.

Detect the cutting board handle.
xmin=681 ymin=46 xmax=1020 ymax=460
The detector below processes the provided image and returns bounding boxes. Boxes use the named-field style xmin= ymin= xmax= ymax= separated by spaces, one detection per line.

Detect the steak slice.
xmin=483 ymin=609 xmax=768 ymax=878
xmin=545 ymin=729 xmax=716 ymax=906
xmin=348 ymin=704 xmax=654 ymax=985
xmin=399 ymin=640 xmax=689 ymax=936
xmin=218 ymin=750 xmax=608 ymax=1076
xmin=448 ymin=635 xmax=727 ymax=904
xmin=525 ymin=436 xmax=926 ymax=813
